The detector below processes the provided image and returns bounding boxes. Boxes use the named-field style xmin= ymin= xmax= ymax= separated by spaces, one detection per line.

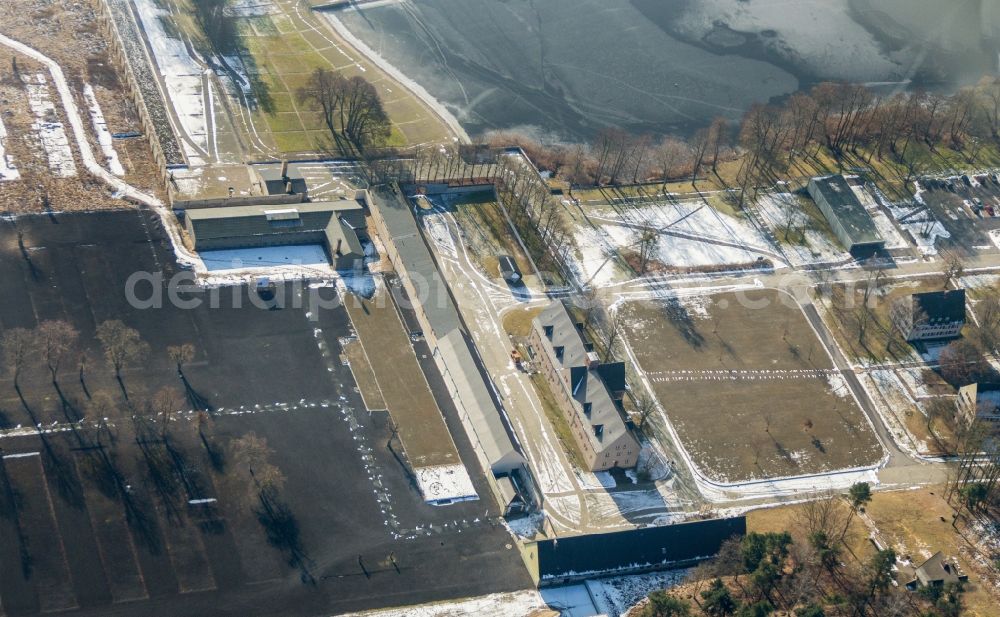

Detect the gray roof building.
xmin=185 ymin=200 xmax=366 ymax=269
xmin=807 ymin=175 xmax=884 ymax=254
xmin=896 ymin=552 xmax=967 ymax=590
xmin=366 ymin=189 xmax=524 ymax=477
xmin=530 ymin=302 xmax=638 ymax=471
xmin=891 ymin=289 xmax=966 ymax=342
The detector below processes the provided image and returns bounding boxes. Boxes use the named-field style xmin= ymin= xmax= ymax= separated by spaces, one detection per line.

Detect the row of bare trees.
xmin=484 ymin=76 xmax=1000 ymax=196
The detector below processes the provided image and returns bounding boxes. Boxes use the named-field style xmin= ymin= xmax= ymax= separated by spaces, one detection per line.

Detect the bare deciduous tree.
xmin=297 ymin=68 xmax=391 ymax=155
xmin=36 ymin=320 xmax=78 ymax=385
xmin=1 ymin=328 xmax=34 ymax=391
xmin=167 ymin=344 xmax=196 ymax=377
xmin=229 ymin=432 xmax=286 ymax=507
xmin=150 ymin=387 xmax=183 ymax=438
xmin=95 ymin=320 xmax=149 ymax=399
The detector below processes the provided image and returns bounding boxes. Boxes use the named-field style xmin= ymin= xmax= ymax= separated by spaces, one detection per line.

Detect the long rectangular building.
xmin=184 ymin=200 xmax=366 ymax=270
xmin=528 ymin=301 xmax=639 ymax=471
xmin=807 ymin=175 xmax=884 ymax=254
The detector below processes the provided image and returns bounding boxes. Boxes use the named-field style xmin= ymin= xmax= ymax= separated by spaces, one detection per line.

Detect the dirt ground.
xmin=0 ymin=210 xmax=530 ymax=617
xmin=445 ymin=191 xmax=536 ymax=279
xmin=0 ymin=0 xmax=164 ymax=213
xmin=620 ymin=290 xmax=883 ymax=482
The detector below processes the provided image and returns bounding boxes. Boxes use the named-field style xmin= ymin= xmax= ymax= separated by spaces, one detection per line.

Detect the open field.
xmin=0 ymin=210 xmax=529 ymax=616
xmin=141 ymin=0 xmax=453 ymax=158
xmin=620 ymin=290 xmax=883 ymax=482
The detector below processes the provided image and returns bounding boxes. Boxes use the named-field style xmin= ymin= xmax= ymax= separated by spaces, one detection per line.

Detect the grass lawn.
xmin=447 ymin=192 xmax=536 ymax=277
xmin=527 ymin=371 xmax=587 ymax=470
xmin=822 ymin=278 xmax=943 ymax=363
xmin=271 ymin=131 xmax=314 ymax=154
xmin=749 ymin=488 xmax=1000 ymax=617
xmin=621 ymin=290 xmax=883 ymax=482
xmin=502 ymin=306 xmax=544 ymax=338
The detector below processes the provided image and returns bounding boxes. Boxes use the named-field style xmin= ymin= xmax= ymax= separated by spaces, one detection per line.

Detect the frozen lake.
xmin=330 ymin=0 xmax=1000 ymax=141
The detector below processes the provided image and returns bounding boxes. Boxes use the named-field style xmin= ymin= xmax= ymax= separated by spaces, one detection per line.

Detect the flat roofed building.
xmin=185 ymin=200 xmax=366 ymax=269
xmin=891 ymin=289 xmax=966 ymax=342
xmin=528 ymin=301 xmax=639 ymax=471
xmin=807 ymin=175 xmax=884 ymax=254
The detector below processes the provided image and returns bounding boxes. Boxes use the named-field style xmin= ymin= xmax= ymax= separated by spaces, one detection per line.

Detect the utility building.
xmin=185 ymin=200 xmax=366 ymax=270
xmin=807 ymin=175 xmax=884 ymax=255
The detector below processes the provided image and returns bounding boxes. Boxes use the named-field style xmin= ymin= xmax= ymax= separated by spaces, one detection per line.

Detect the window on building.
xmin=543 ymin=325 xmax=554 ymax=339
xmin=554 ymin=346 xmax=564 ymax=361
xmin=583 ymin=402 xmax=592 ymax=416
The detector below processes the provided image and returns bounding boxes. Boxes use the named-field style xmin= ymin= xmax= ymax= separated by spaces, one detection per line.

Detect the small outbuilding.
xmin=890 ymin=289 xmax=966 ymax=342
xmin=498 ymin=255 xmax=522 ymax=283
xmin=807 ymin=175 xmax=884 ymax=255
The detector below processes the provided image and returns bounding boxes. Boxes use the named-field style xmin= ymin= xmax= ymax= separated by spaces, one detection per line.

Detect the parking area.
xmin=918 ymin=173 xmax=1000 ymax=255
xmin=0 ymin=210 xmax=529 ymax=617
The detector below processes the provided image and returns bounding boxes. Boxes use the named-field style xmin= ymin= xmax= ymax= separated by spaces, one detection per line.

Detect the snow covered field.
xmin=25 ymin=73 xmax=77 ymax=177
xmin=132 ymin=0 xmax=208 ymax=160
xmin=884 ymin=202 xmax=950 ymax=255
xmin=756 ymin=193 xmax=850 ymax=265
xmin=83 ymin=85 xmax=125 ymax=176
xmin=200 ymin=244 xmax=330 ymax=271
xmin=0 ymin=115 xmax=18 ymax=181
xmin=569 ymin=199 xmax=777 ymax=280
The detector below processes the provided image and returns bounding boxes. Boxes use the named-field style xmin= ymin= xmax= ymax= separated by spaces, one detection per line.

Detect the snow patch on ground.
xmin=756 ymin=193 xmax=850 ymax=265
xmin=414 ymin=464 xmax=479 ymax=504
xmin=588 ymin=569 xmax=690 ymax=617
xmin=226 ymin=0 xmax=278 ymax=16
xmin=0 ymin=115 xmax=17 ymax=181
xmin=132 ymin=0 xmax=208 ymax=155
xmin=885 ymin=203 xmax=950 ymax=255
xmin=504 ymin=511 xmax=544 ymax=539
xmin=200 ymin=244 xmax=330 ymax=271
xmin=337 ymin=590 xmax=547 ymax=617
xmin=826 ymin=371 xmax=850 ymax=398
xmin=82 ymin=84 xmax=125 ymax=176
xmin=569 ymin=223 xmax=628 ymax=287
xmin=25 ymin=74 xmax=76 ymax=177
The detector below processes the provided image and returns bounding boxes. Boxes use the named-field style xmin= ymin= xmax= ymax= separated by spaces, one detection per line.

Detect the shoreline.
xmin=316 ymin=7 xmax=471 ymax=145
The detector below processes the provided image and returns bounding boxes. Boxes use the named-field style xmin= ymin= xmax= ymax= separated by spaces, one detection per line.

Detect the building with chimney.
xmin=527 ymin=301 xmax=639 ymax=471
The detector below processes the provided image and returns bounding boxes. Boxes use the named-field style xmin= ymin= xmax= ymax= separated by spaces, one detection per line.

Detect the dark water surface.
xmin=335 ymin=0 xmax=1000 ymax=141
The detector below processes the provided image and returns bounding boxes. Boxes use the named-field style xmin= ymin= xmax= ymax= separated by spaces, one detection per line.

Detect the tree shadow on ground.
xmin=257 ymin=490 xmax=315 ymax=586
xmin=662 ymin=298 xmax=705 ymax=349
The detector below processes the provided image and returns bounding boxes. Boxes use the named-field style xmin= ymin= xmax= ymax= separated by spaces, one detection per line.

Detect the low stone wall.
xmin=91 ymin=0 xmax=185 ymax=186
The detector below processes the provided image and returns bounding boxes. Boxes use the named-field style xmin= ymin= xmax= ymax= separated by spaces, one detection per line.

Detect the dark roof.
xmin=916 ymin=552 xmax=964 ymax=586
xmin=535 ymin=516 xmax=746 ymax=581
xmin=912 ymin=289 xmax=966 ymax=323
xmin=498 ymin=255 xmax=520 ymax=276
xmin=808 ymin=175 xmax=883 ymax=246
